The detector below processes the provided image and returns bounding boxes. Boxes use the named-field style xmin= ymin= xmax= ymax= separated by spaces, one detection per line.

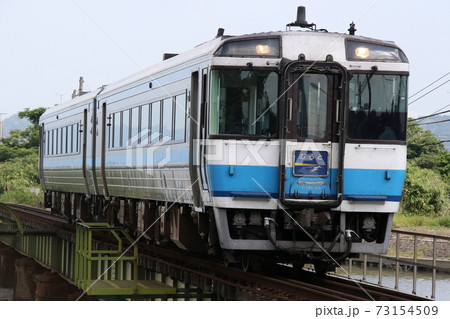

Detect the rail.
xmin=343 ymin=229 xmax=450 ymax=299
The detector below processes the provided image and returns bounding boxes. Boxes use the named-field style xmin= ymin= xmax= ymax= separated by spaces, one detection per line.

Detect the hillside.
xmin=1 ymin=114 xmax=30 ymax=138
xmin=419 ymin=115 xmax=450 ymax=150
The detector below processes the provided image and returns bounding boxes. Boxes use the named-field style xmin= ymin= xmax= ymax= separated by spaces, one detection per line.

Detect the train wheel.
xmin=313 ymin=261 xmax=335 ymax=275
xmin=293 ymin=262 xmax=305 ymax=270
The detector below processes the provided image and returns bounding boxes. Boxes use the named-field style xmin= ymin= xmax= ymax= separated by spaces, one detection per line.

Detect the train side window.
xmin=61 ymin=126 xmax=67 ymax=154
xmin=162 ymin=98 xmax=173 ymax=141
xmin=141 ymin=104 xmax=149 ymax=144
xmin=151 ymin=101 xmax=161 ymax=143
xmin=68 ymin=125 xmax=73 ymax=153
xmin=46 ymin=131 xmax=50 ymax=155
xmin=76 ymin=123 xmax=80 ymax=153
xmin=174 ymin=93 xmax=186 ymax=141
xmin=131 ymin=106 xmax=140 ymax=145
xmin=51 ymin=130 xmax=55 ymax=155
xmin=113 ymin=112 xmax=121 ymax=148
xmin=122 ymin=110 xmax=130 ymax=147
xmin=55 ymin=129 xmax=59 ymax=155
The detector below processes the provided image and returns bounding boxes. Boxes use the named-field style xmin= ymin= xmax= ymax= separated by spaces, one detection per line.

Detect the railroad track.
xmin=0 ymin=203 xmax=431 ymax=301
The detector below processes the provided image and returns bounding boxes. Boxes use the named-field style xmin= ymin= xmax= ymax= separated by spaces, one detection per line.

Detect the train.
xmin=39 ymin=7 xmax=408 ymax=272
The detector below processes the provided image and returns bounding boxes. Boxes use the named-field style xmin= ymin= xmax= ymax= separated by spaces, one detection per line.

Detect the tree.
xmin=0 ymin=107 xmax=46 ymax=206
xmin=406 ymin=120 xmax=446 ymax=172
xmin=18 ymin=107 xmax=47 ymax=125
xmin=0 ymin=107 xmax=46 ymax=160
xmin=401 ymin=119 xmax=450 ymax=216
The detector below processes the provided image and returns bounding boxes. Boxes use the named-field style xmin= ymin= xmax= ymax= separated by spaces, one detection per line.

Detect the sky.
xmin=0 ymin=0 xmax=449 ymax=120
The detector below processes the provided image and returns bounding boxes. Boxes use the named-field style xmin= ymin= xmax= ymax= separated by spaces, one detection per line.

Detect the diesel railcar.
xmin=39 ymin=7 xmax=408 ymax=271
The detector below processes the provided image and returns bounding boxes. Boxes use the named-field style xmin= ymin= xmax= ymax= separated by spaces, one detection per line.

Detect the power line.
xmin=408 ymin=78 xmax=450 ymax=105
xmin=415 ymin=118 xmax=450 ymax=126
xmin=412 ymin=107 xmax=450 ymax=121
xmin=409 ymin=71 xmax=450 ymax=99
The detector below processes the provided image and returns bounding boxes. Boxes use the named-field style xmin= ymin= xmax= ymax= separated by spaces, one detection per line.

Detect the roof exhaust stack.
xmin=287 ymin=6 xmax=326 ymax=32
xmin=295 ymin=6 xmax=308 ymax=26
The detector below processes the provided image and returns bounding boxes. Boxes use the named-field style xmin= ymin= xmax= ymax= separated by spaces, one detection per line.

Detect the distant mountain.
xmin=1 ymin=114 xmax=31 ymax=138
xmin=418 ymin=115 xmax=450 ymax=151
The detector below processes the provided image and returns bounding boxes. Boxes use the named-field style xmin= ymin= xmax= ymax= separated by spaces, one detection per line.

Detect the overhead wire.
xmin=412 ymin=107 xmax=450 ymax=121
xmin=408 ymin=71 xmax=450 ymax=99
xmin=414 ymin=117 xmax=450 ymax=126
xmin=408 ymin=78 xmax=450 ymax=105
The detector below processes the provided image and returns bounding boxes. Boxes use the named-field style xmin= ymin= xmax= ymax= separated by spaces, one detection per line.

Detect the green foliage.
xmin=0 ymin=107 xmax=45 ymax=207
xmin=0 ymin=144 xmax=36 ymax=162
xmin=0 ymin=153 xmax=40 ymax=193
xmin=1 ymin=107 xmax=46 ymax=151
xmin=0 ymin=186 xmax=42 ymax=206
xmin=393 ymin=213 xmax=450 ymax=229
xmin=402 ymin=119 xmax=450 ymax=217
xmin=401 ymin=163 xmax=448 ymax=216
xmin=407 ymin=120 xmax=446 ymax=172
xmin=18 ymin=107 xmax=47 ymax=125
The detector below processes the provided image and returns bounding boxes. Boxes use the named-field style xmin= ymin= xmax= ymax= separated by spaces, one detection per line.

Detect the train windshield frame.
xmin=347 ymin=73 xmax=408 ymax=142
xmin=209 ymin=69 xmax=279 ymax=137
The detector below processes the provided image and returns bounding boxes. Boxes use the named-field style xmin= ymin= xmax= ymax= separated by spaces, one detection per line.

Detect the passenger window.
xmin=151 ymin=101 xmax=161 ymax=143
xmin=46 ymin=131 xmax=50 ymax=155
xmin=141 ymin=104 xmax=149 ymax=144
xmin=55 ymin=129 xmax=59 ymax=155
xmin=131 ymin=107 xmax=140 ymax=145
xmin=122 ymin=110 xmax=130 ymax=147
xmin=162 ymin=98 xmax=173 ymax=140
xmin=67 ymin=125 xmax=73 ymax=153
xmin=61 ymin=127 xmax=67 ymax=154
xmin=76 ymin=123 xmax=80 ymax=153
xmin=174 ymin=94 xmax=186 ymax=141
xmin=113 ymin=112 xmax=121 ymax=148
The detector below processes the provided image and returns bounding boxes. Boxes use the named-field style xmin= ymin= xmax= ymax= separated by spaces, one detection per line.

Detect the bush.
xmin=401 ymin=164 xmax=449 ymax=216
xmin=0 ymin=186 xmax=43 ymax=207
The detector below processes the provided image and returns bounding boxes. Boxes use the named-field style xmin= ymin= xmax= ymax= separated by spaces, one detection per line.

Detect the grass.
xmin=393 ymin=213 xmax=450 ymax=230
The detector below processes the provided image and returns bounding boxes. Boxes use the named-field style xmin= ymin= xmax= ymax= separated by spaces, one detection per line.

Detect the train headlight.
xmin=346 ymin=40 xmax=408 ymax=62
xmin=255 ymin=44 xmax=270 ymax=55
xmin=354 ymin=46 xmax=370 ymax=59
xmin=215 ymin=38 xmax=280 ymax=58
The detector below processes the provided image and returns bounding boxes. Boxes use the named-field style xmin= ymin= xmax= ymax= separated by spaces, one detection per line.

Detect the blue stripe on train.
xmin=208 ymin=165 xmax=405 ymax=202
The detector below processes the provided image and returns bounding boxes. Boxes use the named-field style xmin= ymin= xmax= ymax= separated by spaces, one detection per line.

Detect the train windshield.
xmin=348 ymin=74 xmax=408 ymax=141
xmin=209 ymin=70 xmax=278 ymax=136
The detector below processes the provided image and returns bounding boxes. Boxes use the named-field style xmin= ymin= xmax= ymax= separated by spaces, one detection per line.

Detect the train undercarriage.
xmin=44 ymin=190 xmax=392 ymax=273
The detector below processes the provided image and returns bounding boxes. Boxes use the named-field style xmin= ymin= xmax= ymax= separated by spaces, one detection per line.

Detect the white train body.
xmin=40 ymin=21 xmax=409 ymax=266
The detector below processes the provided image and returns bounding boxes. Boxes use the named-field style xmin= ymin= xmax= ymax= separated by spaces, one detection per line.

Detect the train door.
xmin=82 ymin=104 xmax=99 ymax=196
xmin=189 ymin=68 xmax=209 ymax=210
xmin=280 ymin=62 xmax=346 ymax=208
xmin=81 ymin=108 xmax=91 ymax=196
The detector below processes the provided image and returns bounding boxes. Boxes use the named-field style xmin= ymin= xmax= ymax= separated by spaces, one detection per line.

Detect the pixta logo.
xmin=125 ymin=129 xmax=172 ymax=176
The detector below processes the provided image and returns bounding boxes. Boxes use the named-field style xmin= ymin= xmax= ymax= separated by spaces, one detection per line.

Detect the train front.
xmin=205 ymin=30 xmax=409 ymax=269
